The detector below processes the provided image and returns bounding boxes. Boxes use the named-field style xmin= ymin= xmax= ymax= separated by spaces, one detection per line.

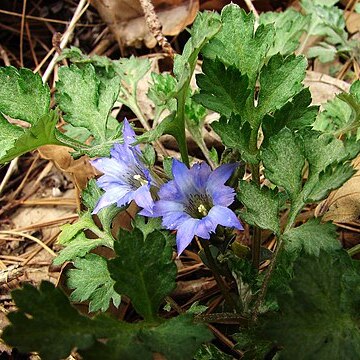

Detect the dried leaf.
xmin=316 ymin=156 xmax=360 ymax=222
xmin=304 ymin=70 xmax=350 ymax=105
xmin=38 ymin=145 xmax=98 ymax=190
xmin=91 ymin=0 xmax=199 ymax=48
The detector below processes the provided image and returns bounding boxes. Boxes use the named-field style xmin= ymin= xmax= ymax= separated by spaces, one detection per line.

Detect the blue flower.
xmin=153 ymin=159 xmax=243 ymax=255
xmin=91 ymin=119 xmax=156 ymax=216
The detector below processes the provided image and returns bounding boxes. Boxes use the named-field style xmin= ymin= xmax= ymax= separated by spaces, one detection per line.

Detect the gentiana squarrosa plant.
xmin=1 ymin=3 xmax=360 ymax=359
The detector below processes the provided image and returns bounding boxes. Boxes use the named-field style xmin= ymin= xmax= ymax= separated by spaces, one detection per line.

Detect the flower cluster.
xmin=92 ymin=120 xmax=243 ymax=254
xmin=91 ymin=119 xmax=156 ymax=216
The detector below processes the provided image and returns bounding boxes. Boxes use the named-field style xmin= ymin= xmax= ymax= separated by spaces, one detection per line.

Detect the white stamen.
xmin=197 ymin=204 xmax=208 ymax=216
xmin=133 ymin=174 xmax=148 ymax=186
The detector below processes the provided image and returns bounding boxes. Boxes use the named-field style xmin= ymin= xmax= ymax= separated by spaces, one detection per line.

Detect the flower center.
xmin=133 ymin=174 xmax=148 ymax=186
xmin=185 ymin=193 xmax=212 ymax=219
xmin=197 ymin=204 xmax=208 ymax=217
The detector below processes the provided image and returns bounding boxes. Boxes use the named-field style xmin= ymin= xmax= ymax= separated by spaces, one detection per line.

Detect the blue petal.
xmin=162 ymin=211 xmax=191 ymax=230
xmin=92 ymin=185 xmax=131 ymax=214
xmin=91 ymin=157 xmax=128 ymax=178
xmin=133 ymin=185 xmax=155 ymax=216
xmin=176 ymin=218 xmax=199 ymax=255
xmin=172 ymin=159 xmax=197 ymax=196
xmin=189 ymin=162 xmax=211 ymax=191
xmin=122 ymin=118 xmax=136 ymax=144
xmin=153 ymin=200 xmax=184 ymax=215
xmin=158 ymin=180 xmax=184 ymax=201
xmin=206 ymin=205 xmax=243 ymax=230
xmin=195 ymin=216 xmax=215 ymax=239
xmin=207 ymin=163 xmax=238 ymax=188
xmin=96 ymin=175 xmax=129 ymax=190
xmin=210 ymin=185 xmax=236 ymax=207
xmin=122 ymin=118 xmax=142 ymax=153
xmin=110 ymin=142 xmax=139 ymax=165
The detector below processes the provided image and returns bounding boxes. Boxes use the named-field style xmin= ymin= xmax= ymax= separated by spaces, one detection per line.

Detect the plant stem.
xmin=199 ymin=238 xmax=241 ymax=313
xmin=248 ymin=123 xmax=262 ymax=270
xmin=194 ymin=312 xmax=249 ymax=326
xmin=250 ymin=162 xmax=262 ymax=270
xmin=251 ymin=237 xmax=283 ymax=322
xmin=176 ymin=87 xmax=190 ymax=167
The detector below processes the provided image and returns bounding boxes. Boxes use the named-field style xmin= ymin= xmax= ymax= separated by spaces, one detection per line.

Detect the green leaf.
xmin=0 ymin=111 xmax=62 ymax=164
xmin=196 ymin=53 xmax=307 ymax=136
xmin=187 ymin=301 xmax=208 ymax=315
xmin=108 ymin=229 xmax=177 ymax=321
xmin=202 ymin=4 xmax=274 ymax=88
xmin=141 ymin=143 xmax=156 ymax=167
xmin=147 ymin=72 xmax=177 ymax=114
xmin=0 ymin=112 xmax=25 ymax=160
xmin=0 ymin=66 xmax=50 ymax=123
xmin=3 ymin=281 xmax=211 ymax=360
xmin=238 ymin=181 xmax=280 ymax=235
xmin=53 ymin=233 xmax=106 ymax=266
xmin=141 ymin=315 xmax=213 ymax=360
xmin=305 ymin=162 xmax=355 ymax=202
xmin=82 ymin=179 xmax=123 ymax=233
xmin=58 ymin=46 xmax=114 ymax=71
xmin=313 ymin=95 xmax=355 ymax=137
xmin=81 ymin=314 xmax=212 ymax=360
xmin=301 ymin=131 xmax=350 ymax=199
xmin=2 ymin=282 xmax=95 ymax=360
xmin=256 ymin=54 xmax=307 ymax=123
xmin=67 ymin=254 xmax=120 ymax=313
xmin=301 ymin=0 xmax=347 ymax=42
xmin=173 ymin=11 xmax=221 ymax=82
xmin=307 ymin=43 xmax=337 ymax=63
xmin=262 ymin=88 xmax=318 ymax=146
xmin=54 ymin=205 xmax=114 ymax=266
xmin=194 ymin=344 xmax=233 ymax=360
xmin=193 ymin=59 xmax=250 ymax=118
xmin=265 ymin=251 xmax=360 ymax=359
xmin=132 ymin=216 xmax=163 ymax=239
xmin=262 ymin=128 xmax=305 ymax=202
xmin=114 ymin=56 xmax=151 ymax=109
xmin=57 ymin=211 xmax=95 ymax=245
xmin=283 ymin=218 xmax=341 ymax=256
xmin=56 ymin=63 xmax=120 ymax=143
xmin=259 ymin=9 xmax=310 ymax=57
xmin=212 ymin=116 xmax=258 ymax=163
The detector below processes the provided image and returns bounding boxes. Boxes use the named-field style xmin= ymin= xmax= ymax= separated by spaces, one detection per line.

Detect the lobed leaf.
xmin=108 ymin=229 xmax=177 ymax=321
xmin=56 ymin=63 xmax=120 ymax=143
xmin=282 ymin=218 xmax=341 ymax=256
xmin=262 ymin=128 xmax=305 ymax=202
xmin=202 ymin=4 xmax=274 ymax=88
xmin=2 ymin=282 xmax=95 ymax=360
xmin=0 ymin=66 xmax=50 ymax=124
xmin=3 ymin=282 xmax=211 ymax=360
xmin=259 ymin=8 xmax=310 ymax=57
xmin=67 ymin=254 xmax=120 ymax=313
xmin=237 ymin=181 xmax=280 ymax=235
xmin=265 ymin=251 xmax=360 ymax=359
xmin=193 ymin=59 xmax=249 ymax=119
xmin=0 ymin=111 xmax=62 ymax=164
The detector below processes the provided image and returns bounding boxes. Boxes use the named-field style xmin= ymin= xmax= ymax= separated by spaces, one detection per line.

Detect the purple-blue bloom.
xmin=91 ymin=119 xmax=156 ymax=216
xmin=153 ymin=159 xmax=243 ymax=255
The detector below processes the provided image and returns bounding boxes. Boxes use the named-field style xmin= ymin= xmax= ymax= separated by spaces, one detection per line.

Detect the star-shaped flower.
xmin=153 ymin=159 xmax=243 ymax=254
xmin=91 ymin=119 xmax=156 ymax=216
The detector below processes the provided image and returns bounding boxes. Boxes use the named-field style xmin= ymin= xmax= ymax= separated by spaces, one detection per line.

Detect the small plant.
xmin=1 ymin=3 xmax=360 ymax=359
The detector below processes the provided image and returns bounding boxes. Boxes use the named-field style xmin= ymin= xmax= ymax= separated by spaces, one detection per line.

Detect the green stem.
xmin=348 ymin=244 xmax=360 ymax=257
xmin=194 ymin=312 xmax=249 ymax=326
xmin=251 ymin=237 xmax=283 ymax=322
xmin=176 ymin=87 xmax=190 ymax=167
xmin=249 ymin=137 xmax=261 ymax=270
xmin=200 ymin=239 xmax=241 ymax=313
